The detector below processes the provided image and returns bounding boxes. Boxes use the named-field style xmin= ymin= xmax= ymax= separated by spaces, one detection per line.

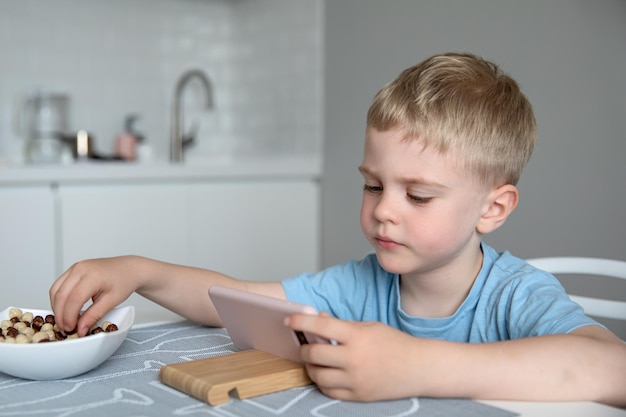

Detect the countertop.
xmin=0 ymin=156 xmax=322 ymax=186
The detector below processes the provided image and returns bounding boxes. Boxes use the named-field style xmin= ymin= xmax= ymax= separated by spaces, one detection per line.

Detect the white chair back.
xmin=526 ymin=257 xmax=626 ymax=321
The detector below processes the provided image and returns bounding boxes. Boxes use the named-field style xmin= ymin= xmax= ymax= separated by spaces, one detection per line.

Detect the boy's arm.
xmin=286 ymin=314 xmax=626 ymax=407
xmin=50 ymin=255 xmax=285 ymax=336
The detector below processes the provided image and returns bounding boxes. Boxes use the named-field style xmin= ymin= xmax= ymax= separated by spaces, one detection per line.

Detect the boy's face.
xmin=359 ymin=127 xmax=491 ymax=279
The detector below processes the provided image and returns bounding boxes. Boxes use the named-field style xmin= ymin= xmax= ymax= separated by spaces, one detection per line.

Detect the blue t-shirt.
xmin=281 ymin=242 xmax=600 ymax=343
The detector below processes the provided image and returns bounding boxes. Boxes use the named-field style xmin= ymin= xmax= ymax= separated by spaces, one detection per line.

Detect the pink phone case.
xmin=208 ymin=285 xmax=329 ymax=363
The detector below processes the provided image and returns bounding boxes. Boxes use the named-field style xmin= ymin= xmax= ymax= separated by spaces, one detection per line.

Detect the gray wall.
xmin=322 ymin=0 xmax=626 ymax=337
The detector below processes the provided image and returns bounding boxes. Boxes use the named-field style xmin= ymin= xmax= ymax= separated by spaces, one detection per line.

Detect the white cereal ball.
xmin=15 ymin=334 xmax=30 ymax=344
xmin=32 ymin=332 xmax=50 ymax=343
xmin=4 ymin=337 xmax=16 ymax=344
xmin=8 ymin=307 xmax=23 ymax=319
xmin=14 ymin=322 xmax=27 ymax=332
xmin=21 ymin=312 xmax=34 ymax=323
xmin=41 ymin=323 xmax=54 ymax=333
xmin=21 ymin=327 xmax=35 ymax=337
xmin=1 ymin=320 xmax=12 ymax=330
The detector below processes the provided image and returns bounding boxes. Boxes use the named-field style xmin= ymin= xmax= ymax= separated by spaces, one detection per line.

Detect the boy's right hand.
xmin=50 ymin=256 xmax=144 ymax=337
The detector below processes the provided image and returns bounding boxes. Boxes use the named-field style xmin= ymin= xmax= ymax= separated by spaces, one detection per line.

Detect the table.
xmin=0 ymin=321 xmax=624 ymax=417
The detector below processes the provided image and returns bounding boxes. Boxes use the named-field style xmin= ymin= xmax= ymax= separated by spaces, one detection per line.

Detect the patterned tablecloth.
xmin=0 ymin=321 xmax=517 ymax=417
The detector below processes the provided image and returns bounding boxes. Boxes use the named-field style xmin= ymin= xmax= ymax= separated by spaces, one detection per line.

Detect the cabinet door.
xmin=188 ymin=181 xmax=320 ymax=281
xmin=0 ymin=186 xmax=56 ymax=309
xmin=59 ymin=184 xmax=189 ymax=323
xmin=59 ymin=183 xmax=189 ymax=264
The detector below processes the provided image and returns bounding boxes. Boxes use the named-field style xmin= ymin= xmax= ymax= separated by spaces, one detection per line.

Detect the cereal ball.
xmin=14 ymin=322 xmax=27 ymax=333
xmin=32 ymin=316 xmax=44 ymax=331
xmin=21 ymin=311 xmax=34 ymax=322
xmin=90 ymin=327 xmax=104 ymax=335
xmin=8 ymin=307 xmax=23 ymax=319
xmin=16 ymin=334 xmax=30 ymax=344
xmin=32 ymin=332 xmax=50 ymax=343
xmin=5 ymin=327 xmax=19 ymax=338
xmin=21 ymin=327 xmax=35 ymax=337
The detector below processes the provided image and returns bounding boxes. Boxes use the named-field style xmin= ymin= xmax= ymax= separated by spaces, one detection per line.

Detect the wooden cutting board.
xmin=159 ymin=349 xmax=313 ymax=405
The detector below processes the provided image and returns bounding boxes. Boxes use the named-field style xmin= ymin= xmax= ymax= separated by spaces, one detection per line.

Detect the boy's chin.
xmin=374 ymin=252 xmax=413 ymax=275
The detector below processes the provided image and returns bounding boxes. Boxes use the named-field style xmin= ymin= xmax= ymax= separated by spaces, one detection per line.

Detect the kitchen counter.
xmin=0 ymin=156 xmax=322 ymax=186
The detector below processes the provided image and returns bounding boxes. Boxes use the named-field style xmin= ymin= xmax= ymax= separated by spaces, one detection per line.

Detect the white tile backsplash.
xmin=0 ymin=0 xmax=323 ymax=163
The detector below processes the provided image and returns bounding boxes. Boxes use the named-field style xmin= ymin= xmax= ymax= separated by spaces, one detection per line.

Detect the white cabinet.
xmin=59 ymin=184 xmax=189 ymax=265
xmin=0 ymin=186 xmax=56 ymax=309
xmin=187 ymin=181 xmax=319 ymax=281
xmin=1 ymin=159 xmax=321 ymax=323
xmin=57 ymin=180 xmax=320 ymax=323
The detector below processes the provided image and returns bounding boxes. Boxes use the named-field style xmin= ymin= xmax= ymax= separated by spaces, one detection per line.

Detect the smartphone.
xmin=208 ymin=285 xmax=329 ymax=363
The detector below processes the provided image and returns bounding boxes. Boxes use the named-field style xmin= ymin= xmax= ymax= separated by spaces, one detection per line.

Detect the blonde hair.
xmin=367 ymin=52 xmax=536 ymax=187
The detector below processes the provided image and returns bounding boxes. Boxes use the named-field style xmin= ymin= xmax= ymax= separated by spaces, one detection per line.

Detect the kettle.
xmin=15 ymin=92 xmax=72 ymax=164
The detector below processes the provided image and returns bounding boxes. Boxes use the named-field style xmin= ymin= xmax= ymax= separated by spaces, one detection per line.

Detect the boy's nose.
xmin=373 ymin=193 xmax=399 ymax=224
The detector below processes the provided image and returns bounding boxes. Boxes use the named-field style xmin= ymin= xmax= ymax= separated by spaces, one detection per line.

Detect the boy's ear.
xmin=476 ymin=184 xmax=519 ymax=234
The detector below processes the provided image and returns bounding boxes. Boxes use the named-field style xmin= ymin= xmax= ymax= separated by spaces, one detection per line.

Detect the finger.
xmin=300 ymin=342 xmax=347 ymax=368
xmin=49 ymin=266 xmax=82 ymax=333
xmin=286 ymin=313 xmax=352 ymax=345
xmin=76 ymin=302 xmax=110 ymax=337
xmin=52 ymin=264 xmax=101 ymax=333
xmin=317 ymin=387 xmax=355 ymax=401
xmin=305 ymin=363 xmax=352 ymax=391
xmin=66 ymin=284 xmax=119 ymax=337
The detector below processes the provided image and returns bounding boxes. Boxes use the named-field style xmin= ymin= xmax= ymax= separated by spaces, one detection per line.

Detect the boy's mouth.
xmin=375 ymin=236 xmax=402 ymax=249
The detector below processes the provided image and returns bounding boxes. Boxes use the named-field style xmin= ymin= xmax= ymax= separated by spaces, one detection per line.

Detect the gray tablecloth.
xmin=0 ymin=321 xmax=517 ymax=417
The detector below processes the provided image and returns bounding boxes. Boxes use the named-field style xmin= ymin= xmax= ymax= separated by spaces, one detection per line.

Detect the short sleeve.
xmin=498 ymin=269 xmax=602 ymax=338
xmin=282 ymin=254 xmax=396 ymax=322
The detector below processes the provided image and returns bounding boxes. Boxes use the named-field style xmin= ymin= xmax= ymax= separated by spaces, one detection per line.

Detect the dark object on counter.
xmin=61 ymin=131 xmax=123 ymax=161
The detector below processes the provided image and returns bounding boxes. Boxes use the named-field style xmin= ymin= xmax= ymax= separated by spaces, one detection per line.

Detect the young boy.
xmin=50 ymin=52 xmax=626 ymax=407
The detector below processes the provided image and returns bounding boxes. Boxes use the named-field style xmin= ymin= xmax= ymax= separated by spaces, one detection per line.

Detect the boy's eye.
xmin=407 ymin=193 xmax=432 ymax=204
xmin=363 ymin=184 xmax=382 ymax=193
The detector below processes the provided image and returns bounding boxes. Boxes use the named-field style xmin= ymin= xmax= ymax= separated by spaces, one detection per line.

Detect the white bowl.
xmin=0 ymin=305 xmax=134 ymax=380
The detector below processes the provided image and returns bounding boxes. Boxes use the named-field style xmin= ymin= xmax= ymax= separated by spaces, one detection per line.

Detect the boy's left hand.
xmin=285 ymin=313 xmax=429 ymax=401
xmin=285 ymin=313 xmax=626 ymax=406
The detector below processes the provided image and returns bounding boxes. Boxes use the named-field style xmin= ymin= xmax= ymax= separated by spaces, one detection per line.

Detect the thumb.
xmin=76 ymin=303 xmax=109 ymax=337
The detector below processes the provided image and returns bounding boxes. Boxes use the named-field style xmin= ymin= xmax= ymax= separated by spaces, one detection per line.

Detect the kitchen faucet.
xmin=170 ymin=69 xmax=213 ymax=163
